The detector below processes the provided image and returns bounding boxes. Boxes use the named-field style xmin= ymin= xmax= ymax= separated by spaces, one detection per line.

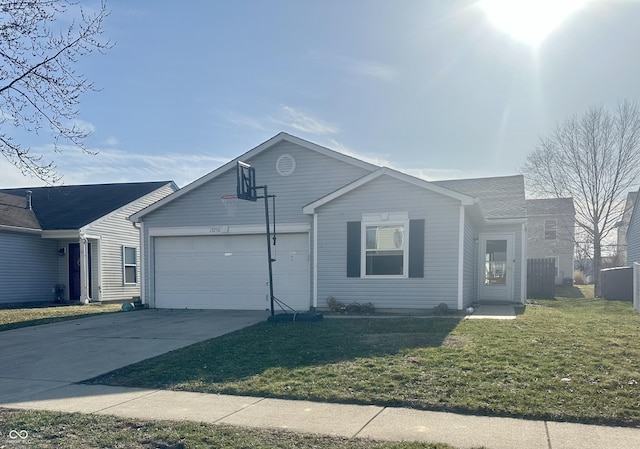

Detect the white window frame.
xmin=544 ymin=219 xmax=557 ymax=240
xmin=553 ymin=256 xmax=560 ymax=278
xmin=361 ymin=212 xmax=409 ymax=279
xmin=122 ymin=245 xmax=138 ymax=285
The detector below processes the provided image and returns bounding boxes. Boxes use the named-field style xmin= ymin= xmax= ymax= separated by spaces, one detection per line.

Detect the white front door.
xmin=478 ymin=233 xmax=514 ymax=302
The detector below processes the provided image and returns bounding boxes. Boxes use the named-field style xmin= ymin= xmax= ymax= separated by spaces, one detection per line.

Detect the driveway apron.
xmin=0 ymin=309 xmax=266 ymax=403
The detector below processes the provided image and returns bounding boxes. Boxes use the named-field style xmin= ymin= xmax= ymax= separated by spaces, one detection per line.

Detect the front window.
xmin=364 ymin=224 xmax=406 ymax=276
xmin=123 ymin=246 xmax=137 ymax=284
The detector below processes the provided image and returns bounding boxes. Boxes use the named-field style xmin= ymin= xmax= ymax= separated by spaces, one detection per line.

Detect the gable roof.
xmin=302 ymin=167 xmax=477 ymax=214
xmin=0 ymin=181 xmax=174 ymax=230
xmin=130 ymin=132 xmax=379 ymax=221
xmin=434 ymin=175 xmax=527 ymax=220
xmin=525 ymin=198 xmax=575 ymax=217
xmin=0 ymin=192 xmax=41 ymax=230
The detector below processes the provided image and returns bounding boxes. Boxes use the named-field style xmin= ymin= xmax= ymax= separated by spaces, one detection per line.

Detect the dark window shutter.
xmin=347 ymin=221 xmax=361 ymax=277
xmin=409 ymin=219 xmax=425 ymax=278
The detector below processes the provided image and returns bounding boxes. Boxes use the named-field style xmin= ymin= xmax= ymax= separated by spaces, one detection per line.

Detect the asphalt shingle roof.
xmin=0 ymin=182 xmax=171 ymax=230
xmin=433 ymin=175 xmax=527 ymax=220
xmin=0 ymin=192 xmax=41 ymax=229
xmin=526 ymin=198 xmax=575 ymax=216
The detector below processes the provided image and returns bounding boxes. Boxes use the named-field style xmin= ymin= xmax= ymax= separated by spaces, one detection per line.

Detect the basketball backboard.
xmin=236 ymin=161 xmax=257 ymax=201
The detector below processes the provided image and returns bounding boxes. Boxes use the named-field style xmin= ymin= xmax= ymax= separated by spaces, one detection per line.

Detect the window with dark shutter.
xmin=346 ymin=221 xmax=361 ymax=277
xmin=409 ymin=219 xmax=425 ymax=278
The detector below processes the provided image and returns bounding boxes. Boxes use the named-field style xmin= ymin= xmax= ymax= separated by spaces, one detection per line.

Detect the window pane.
xmin=124 ymin=247 xmax=136 ymax=264
xmin=545 ymin=220 xmax=557 ymax=240
xmin=366 ymin=227 xmax=377 ymax=250
xmin=485 ymin=239 xmax=507 ymax=285
xmin=124 ymin=266 xmax=137 ymax=284
xmin=366 ymin=225 xmax=404 ymax=250
xmin=366 ymin=251 xmax=404 ymax=275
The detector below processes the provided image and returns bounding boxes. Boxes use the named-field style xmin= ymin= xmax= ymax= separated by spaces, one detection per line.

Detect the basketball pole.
xmin=254 ymin=185 xmax=276 ymax=317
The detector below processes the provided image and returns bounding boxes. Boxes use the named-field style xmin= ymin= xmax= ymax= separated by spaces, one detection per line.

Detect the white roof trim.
xmin=303 ymin=167 xmax=476 ymax=214
xmin=130 ymin=132 xmax=378 ymax=222
xmin=0 ymin=224 xmax=42 ymax=234
xmin=41 ymin=230 xmax=80 ymax=239
xmin=483 ymin=217 xmax=528 ymax=225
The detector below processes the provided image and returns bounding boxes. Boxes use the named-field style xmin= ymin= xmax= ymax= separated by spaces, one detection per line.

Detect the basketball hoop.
xmin=221 ymin=194 xmax=238 ymax=217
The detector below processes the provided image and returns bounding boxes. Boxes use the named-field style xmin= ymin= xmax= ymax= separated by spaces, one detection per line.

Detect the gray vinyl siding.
xmin=0 ymin=231 xmax=58 ymax=304
xmin=628 ymin=205 xmax=640 ymax=264
xmin=463 ymin=213 xmax=476 ymax=307
xmin=141 ymin=141 xmax=372 ymax=228
xmin=84 ymin=184 xmax=175 ymax=302
xmin=140 ymin=141 xmax=371 ymax=305
xmin=315 ymin=176 xmax=462 ymax=310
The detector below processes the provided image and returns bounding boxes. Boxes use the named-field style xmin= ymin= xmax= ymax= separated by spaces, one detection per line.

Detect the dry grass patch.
xmin=0 ymin=303 xmax=123 ymax=332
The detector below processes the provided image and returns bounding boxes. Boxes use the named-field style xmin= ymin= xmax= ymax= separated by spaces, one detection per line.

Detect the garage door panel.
xmin=153 ymin=234 xmax=309 ymax=310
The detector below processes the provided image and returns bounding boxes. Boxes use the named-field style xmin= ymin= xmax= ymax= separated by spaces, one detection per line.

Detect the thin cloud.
xmin=344 ymin=57 xmax=399 ymax=82
xmin=1 ymin=145 xmax=231 ymax=188
xmin=309 ymin=51 xmax=399 ymax=82
xmin=70 ymin=119 xmax=96 ymax=135
xmin=223 ymin=106 xmax=340 ymax=137
xmin=273 ymin=106 xmax=339 ymax=136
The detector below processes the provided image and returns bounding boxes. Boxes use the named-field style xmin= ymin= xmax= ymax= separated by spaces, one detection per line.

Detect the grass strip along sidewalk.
xmin=87 ymin=286 xmax=640 ymax=427
xmin=0 ymin=409 xmax=464 ymax=449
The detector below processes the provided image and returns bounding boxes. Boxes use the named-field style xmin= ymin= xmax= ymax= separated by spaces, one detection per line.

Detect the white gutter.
xmin=0 ymin=225 xmax=42 ymax=234
xmin=521 ymin=222 xmax=527 ymax=304
xmin=313 ymin=213 xmax=318 ymax=308
xmin=457 ymin=205 xmax=465 ymax=310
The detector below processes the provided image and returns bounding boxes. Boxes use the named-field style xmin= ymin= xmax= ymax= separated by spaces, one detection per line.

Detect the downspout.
xmin=132 ymin=221 xmax=145 ymax=306
xmin=79 ymin=233 xmax=90 ymax=304
xmin=313 ymin=213 xmax=318 ymax=309
xmin=521 ymin=222 xmax=527 ymax=304
xmin=457 ymin=205 xmax=465 ymax=310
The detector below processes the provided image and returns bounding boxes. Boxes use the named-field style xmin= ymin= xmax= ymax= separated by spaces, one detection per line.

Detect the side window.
xmin=123 ymin=246 xmax=137 ymax=284
xmin=544 ymin=219 xmax=557 ymax=240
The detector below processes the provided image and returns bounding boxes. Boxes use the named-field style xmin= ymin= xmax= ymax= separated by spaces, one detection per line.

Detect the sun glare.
xmin=480 ymin=0 xmax=586 ymax=47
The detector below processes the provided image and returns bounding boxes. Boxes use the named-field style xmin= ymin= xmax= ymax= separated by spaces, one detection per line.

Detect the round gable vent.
xmin=276 ymin=154 xmax=296 ymax=176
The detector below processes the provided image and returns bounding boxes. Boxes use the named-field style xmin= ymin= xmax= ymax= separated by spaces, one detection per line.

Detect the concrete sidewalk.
xmin=2 ymin=384 xmax=639 ymax=449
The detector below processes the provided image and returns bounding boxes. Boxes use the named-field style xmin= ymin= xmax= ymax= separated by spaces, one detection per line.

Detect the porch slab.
xmin=466 ymin=304 xmax=516 ymax=320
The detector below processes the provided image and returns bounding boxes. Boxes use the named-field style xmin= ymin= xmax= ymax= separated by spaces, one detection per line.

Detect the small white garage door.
xmin=153 ymin=233 xmax=309 ymax=310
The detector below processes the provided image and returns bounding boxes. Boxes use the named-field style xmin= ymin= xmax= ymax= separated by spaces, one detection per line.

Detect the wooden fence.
xmin=527 ymin=258 xmax=556 ymax=299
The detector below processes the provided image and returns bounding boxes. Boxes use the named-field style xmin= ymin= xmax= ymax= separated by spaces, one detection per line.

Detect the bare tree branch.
xmin=0 ymin=0 xmax=110 ymax=184
xmin=523 ymin=99 xmax=640 ymax=292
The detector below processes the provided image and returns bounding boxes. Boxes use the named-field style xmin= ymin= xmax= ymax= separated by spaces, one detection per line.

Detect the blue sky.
xmin=3 ymin=0 xmax=640 ymax=188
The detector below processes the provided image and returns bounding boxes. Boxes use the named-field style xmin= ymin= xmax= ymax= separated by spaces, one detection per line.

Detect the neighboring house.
xmin=627 ymin=189 xmax=640 ymax=312
xmin=0 ymin=182 xmax=177 ymax=305
xmin=626 ymin=188 xmax=640 ymax=265
xmin=616 ymin=191 xmax=637 ymax=265
xmin=130 ymin=132 xmax=527 ymax=312
xmin=526 ymin=198 xmax=575 ymax=285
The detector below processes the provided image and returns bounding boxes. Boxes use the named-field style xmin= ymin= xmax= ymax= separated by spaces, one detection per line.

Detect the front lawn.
xmin=0 ymin=303 xmax=122 ymax=332
xmin=0 ymin=409 xmax=462 ymax=449
xmin=87 ymin=287 xmax=640 ymax=426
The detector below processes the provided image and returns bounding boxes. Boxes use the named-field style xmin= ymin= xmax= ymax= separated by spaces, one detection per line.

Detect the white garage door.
xmin=153 ymin=233 xmax=309 ymax=310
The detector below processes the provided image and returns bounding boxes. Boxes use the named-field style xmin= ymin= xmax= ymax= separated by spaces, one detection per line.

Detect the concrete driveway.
xmin=0 ymin=309 xmax=266 ymax=403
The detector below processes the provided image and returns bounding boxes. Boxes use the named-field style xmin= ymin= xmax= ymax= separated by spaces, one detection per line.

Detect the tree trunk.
xmin=593 ymin=233 xmax=602 ymax=297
